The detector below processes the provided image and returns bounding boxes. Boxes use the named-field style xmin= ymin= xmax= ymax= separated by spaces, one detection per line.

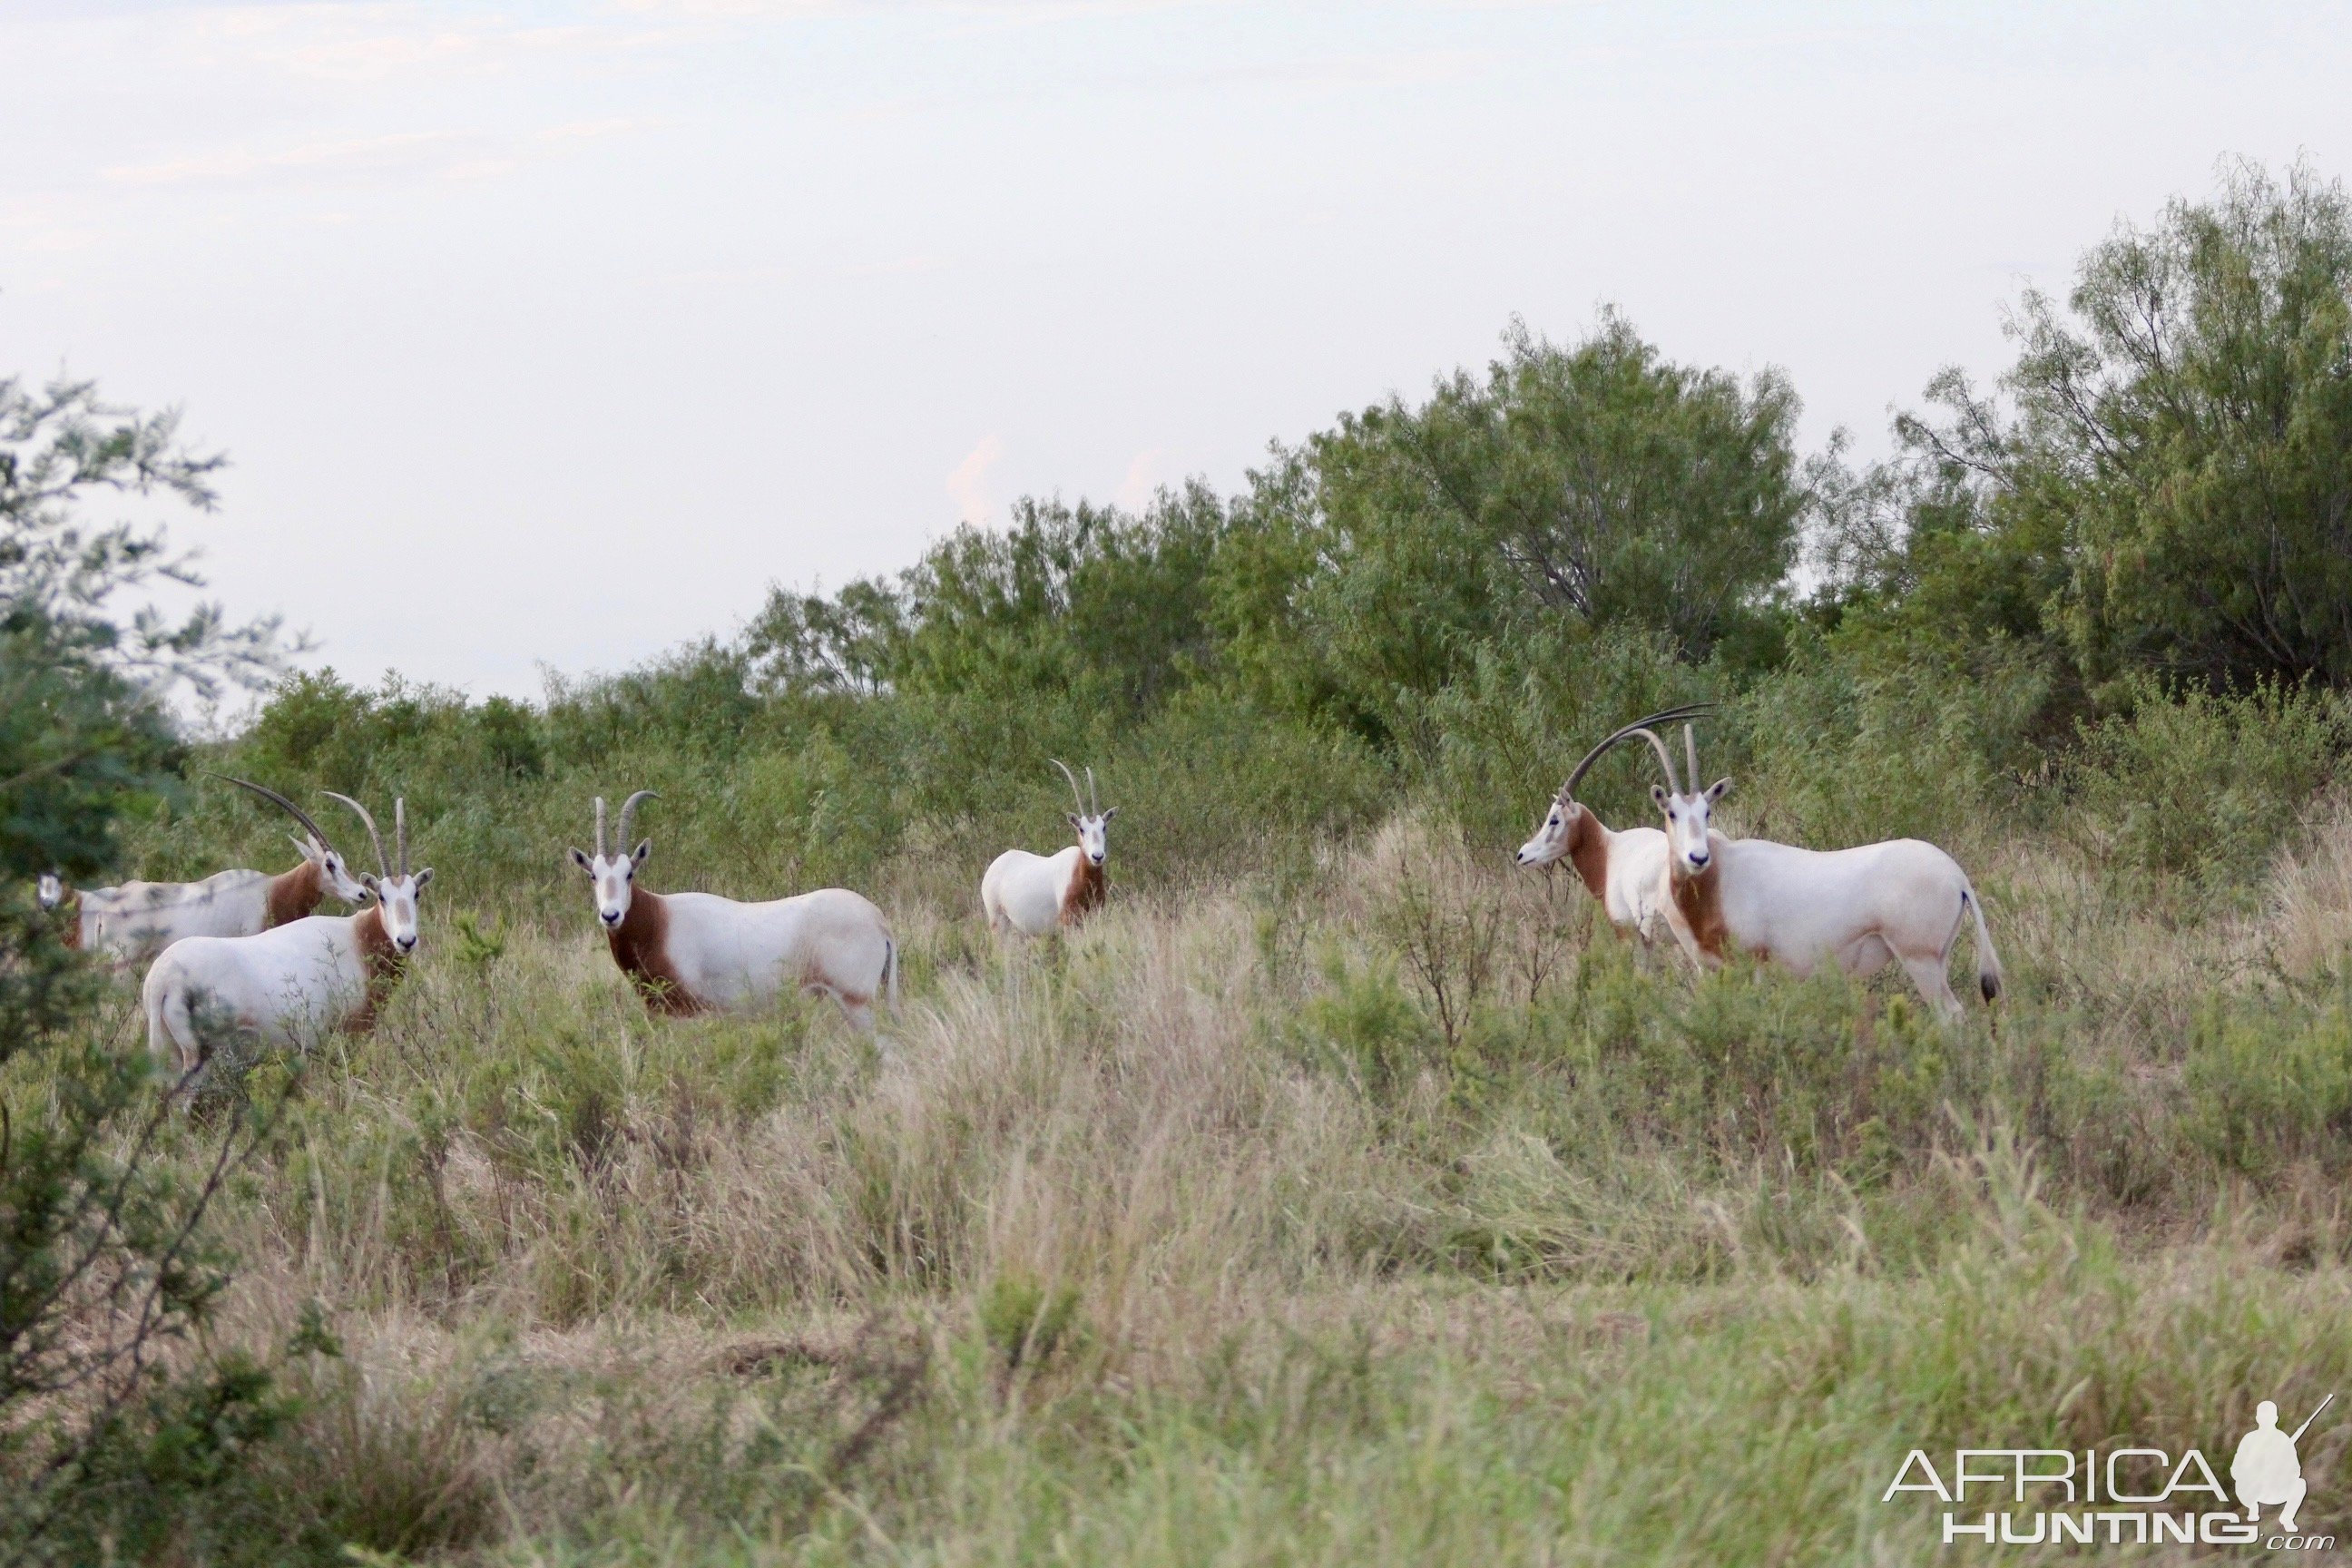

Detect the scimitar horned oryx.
xmin=1633 ymin=720 xmax=2001 ymax=1021
xmin=567 ymin=789 xmax=897 ymax=1029
xmin=41 ymin=774 xmax=374 ymax=964
xmin=981 ymin=760 xmax=1115 ymax=937
xmin=1513 ymin=702 xmax=1713 ymax=941
xmin=141 ymin=792 xmax=430 ymax=1096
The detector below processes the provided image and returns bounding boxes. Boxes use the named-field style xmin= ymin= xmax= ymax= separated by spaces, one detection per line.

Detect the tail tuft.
xmin=1965 ymin=887 xmax=2003 ymax=1006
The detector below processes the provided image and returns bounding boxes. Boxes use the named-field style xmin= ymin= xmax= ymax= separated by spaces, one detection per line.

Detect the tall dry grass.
xmin=55 ymin=805 xmax=2352 ymax=1562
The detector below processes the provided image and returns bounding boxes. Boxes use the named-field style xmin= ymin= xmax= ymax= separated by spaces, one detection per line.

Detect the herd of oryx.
xmin=35 ymin=703 xmax=1997 ymax=1096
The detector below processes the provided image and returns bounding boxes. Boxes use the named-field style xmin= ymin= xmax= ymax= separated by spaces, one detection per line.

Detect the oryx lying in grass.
xmin=1513 ymin=703 xmax=1712 ymax=940
xmin=142 ymin=793 xmax=428 ymax=1094
xmin=567 ymin=790 xmax=897 ymax=1029
xmin=982 ymin=760 xmax=1115 ymax=937
xmin=1634 ymin=722 xmax=2001 ymax=1021
xmin=40 ymin=776 xmax=374 ymax=964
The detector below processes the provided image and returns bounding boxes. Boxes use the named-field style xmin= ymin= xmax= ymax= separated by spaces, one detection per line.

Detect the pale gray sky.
xmin=5 ymin=1 xmax=2348 ymax=700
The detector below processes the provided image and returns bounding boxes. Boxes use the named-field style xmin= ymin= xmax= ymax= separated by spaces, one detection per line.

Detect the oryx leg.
xmin=1897 ymin=949 xmax=1965 ymax=1023
xmin=795 ymin=979 xmax=875 ymax=1034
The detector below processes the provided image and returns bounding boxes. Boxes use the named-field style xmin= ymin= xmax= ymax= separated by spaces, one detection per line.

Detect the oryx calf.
xmin=1638 ymin=724 xmax=2001 ymax=1021
xmin=568 ymin=790 xmax=897 ymax=1029
xmin=142 ymin=794 xmax=430 ymax=1093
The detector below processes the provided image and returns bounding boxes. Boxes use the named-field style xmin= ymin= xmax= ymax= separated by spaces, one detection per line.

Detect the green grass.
xmin=28 ymin=810 xmax=2352 ymax=1563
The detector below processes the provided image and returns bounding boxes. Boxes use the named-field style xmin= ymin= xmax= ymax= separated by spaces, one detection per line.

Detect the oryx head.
xmin=1642 ymin=722 xmax=1730 ymax=876
xmin=327 ymin=792 xmax=433 ymax=953
xmin=35 ymin=871 xmax=64 ymax=911
xmin=1052 ymin=760 xmax=1116 ymax=867
xmin=214 ymin=773 xmax=373 ymax=906
xmin=1517 ymin=704 xmax=1713 ymax=868
xmin=569 ymin=790 xmax=657 ymax=930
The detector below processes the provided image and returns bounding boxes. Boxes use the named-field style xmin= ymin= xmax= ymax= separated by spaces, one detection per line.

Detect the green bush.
xmin=2062 ymin=677 xmax=2346 ymax=892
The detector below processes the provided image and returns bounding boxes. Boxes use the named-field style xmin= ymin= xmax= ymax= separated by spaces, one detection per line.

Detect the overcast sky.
xmin=5 ymin=1 xmax=2349 ymax=703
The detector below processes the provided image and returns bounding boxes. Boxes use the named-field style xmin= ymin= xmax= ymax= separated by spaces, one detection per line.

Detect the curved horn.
xmin=1626 ymin=728 xmax=1683 ymax=797
xmin=395 ymin=798 xmax=408 ymax=877
xmin=1050 ymin=759 xmax=1086 ymax=815
xmin=1085 ymin=765 xmax=1099 ymax=816
xmin=616 ymin=789 xmax=659 ymax=848
xmin=208 ymin=772 xmax=339 ymax=856
xmin=1684 ymin=724 xmax=1700 ymax=792
xmin=593 ymin=796 xmax=609 ymax=859
xmin=1561 ymin=702 xmax=1714 ymax=799
xmin=323 ymin=791 xmax=390 ymax=879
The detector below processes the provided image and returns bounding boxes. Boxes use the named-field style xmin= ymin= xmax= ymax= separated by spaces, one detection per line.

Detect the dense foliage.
xmin=0 ymin=378 xmax=293 ymax=1563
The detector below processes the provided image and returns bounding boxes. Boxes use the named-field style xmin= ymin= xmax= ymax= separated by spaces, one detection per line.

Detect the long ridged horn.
xmin=395 ymin=798 xmax=408 ymax=877
xmin=1085 ymin=765 xmax=1099 ymax=816
xmin=1561 ymin=703 xmax=1713 ymax=799
xmin=323 ymin=792 xmax=390 ymax=879
xmin=1050 ymin=759 xmax=1086 ymax=815
xmin=209 ymin=772 xmax=340 ymax=857
xmin=616 ymin=789 xmax=659 ymax=848
xmin=1685 ymin=724 xmax=1700 ymax=793
xmin=1625 ymin=727 xmax=1683 ymax=797
xmin=593 ymin=797 xmax=609 ymax=859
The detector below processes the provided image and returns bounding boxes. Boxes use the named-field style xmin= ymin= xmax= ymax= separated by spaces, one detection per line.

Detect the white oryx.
xmin=142 ymin=793 xmax=430 ymax=1093
xmin=981 ymin=760 xmax=1114 ymax=937
xmin=39 ymin=776 xmax=374 ymax=964
xmin=1632 ymin=722 xmax=2002 ymax=1021
xmin=1514 ymin=703 xmax=1711 ymax=940
xmin=567 ymin=790 xmax=897 ymax=1029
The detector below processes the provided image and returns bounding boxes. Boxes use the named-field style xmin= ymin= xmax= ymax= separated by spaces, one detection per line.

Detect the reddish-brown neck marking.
xmin=607 ymin=888 xmax=707 ymax=1016
xmin=266 ymin=857 xmax=324 ymax=928
xmin=1669 ymin=858 xmax=1730 ymax=961
xmin=55 ymin=890 xmax=83 ymax=951
xmin=1063 ymin=851 xmax=1106 ymax=925
xmin=343 ymin=905 xmax=407 ymax=1033
xmin=1563 ymin=806 xmax=1610 ymax=902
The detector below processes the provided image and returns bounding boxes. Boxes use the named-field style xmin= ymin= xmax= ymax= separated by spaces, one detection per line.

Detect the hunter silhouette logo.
xmin=1882 ymin=1393 xmax=2337 ymax=1549
xmin=2234 ymin=1396 xmax=2330 ymax=1535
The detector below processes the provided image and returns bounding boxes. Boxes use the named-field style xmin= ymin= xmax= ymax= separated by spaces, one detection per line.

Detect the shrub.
xmin=2062 ymin=677 xmax=2347 ymax=893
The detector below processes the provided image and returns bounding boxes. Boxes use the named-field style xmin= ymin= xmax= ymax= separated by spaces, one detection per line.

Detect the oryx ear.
xmin=361 ymin=872 xmax=382 ymax=896
xmin=1102 ymin=806 xmax=1118 ymax=821
xmin=568 ymin=847 xmax=593 ymax=874
xmin=1067 ymin=812 xmax=1083 ymax=829
xmin=1705 ymin=778 xmax=1731 ymax=804
xmin=1650 ymin=784 xmax=1670 ymax=808
xmin=631 ymin=838 xmax=652 ymax=867
xmin=412 ymin=867 xmax=434 ymax=891
xmin=291 ymin=834 xmax=319 ymax=861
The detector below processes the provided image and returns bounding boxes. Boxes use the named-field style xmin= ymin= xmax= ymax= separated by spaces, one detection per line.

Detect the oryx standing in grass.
xmin=981 ymin=760 xmax=1115 ymax=937
xmin=1633 ymin=721 xmax=2001 ymax=1021
xmin=141 ymin=793 xmax=429 ymax=1094
xmin=1513 ymin=704 xmax=1712 ymax=940
xmin=42 ymin=776 xmax=375 ymax=964
xmin=567 ymin=790 xmax=897 ymax=1029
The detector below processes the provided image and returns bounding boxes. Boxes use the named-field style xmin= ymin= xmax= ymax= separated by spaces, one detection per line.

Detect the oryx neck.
xmin=266 ymin=857 xmax=324 ymax=928
xmin=1063 ymin=851 xmax=1106 ymax=923
xmin=1564 ymin=809 xmax=1610 ymax=901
